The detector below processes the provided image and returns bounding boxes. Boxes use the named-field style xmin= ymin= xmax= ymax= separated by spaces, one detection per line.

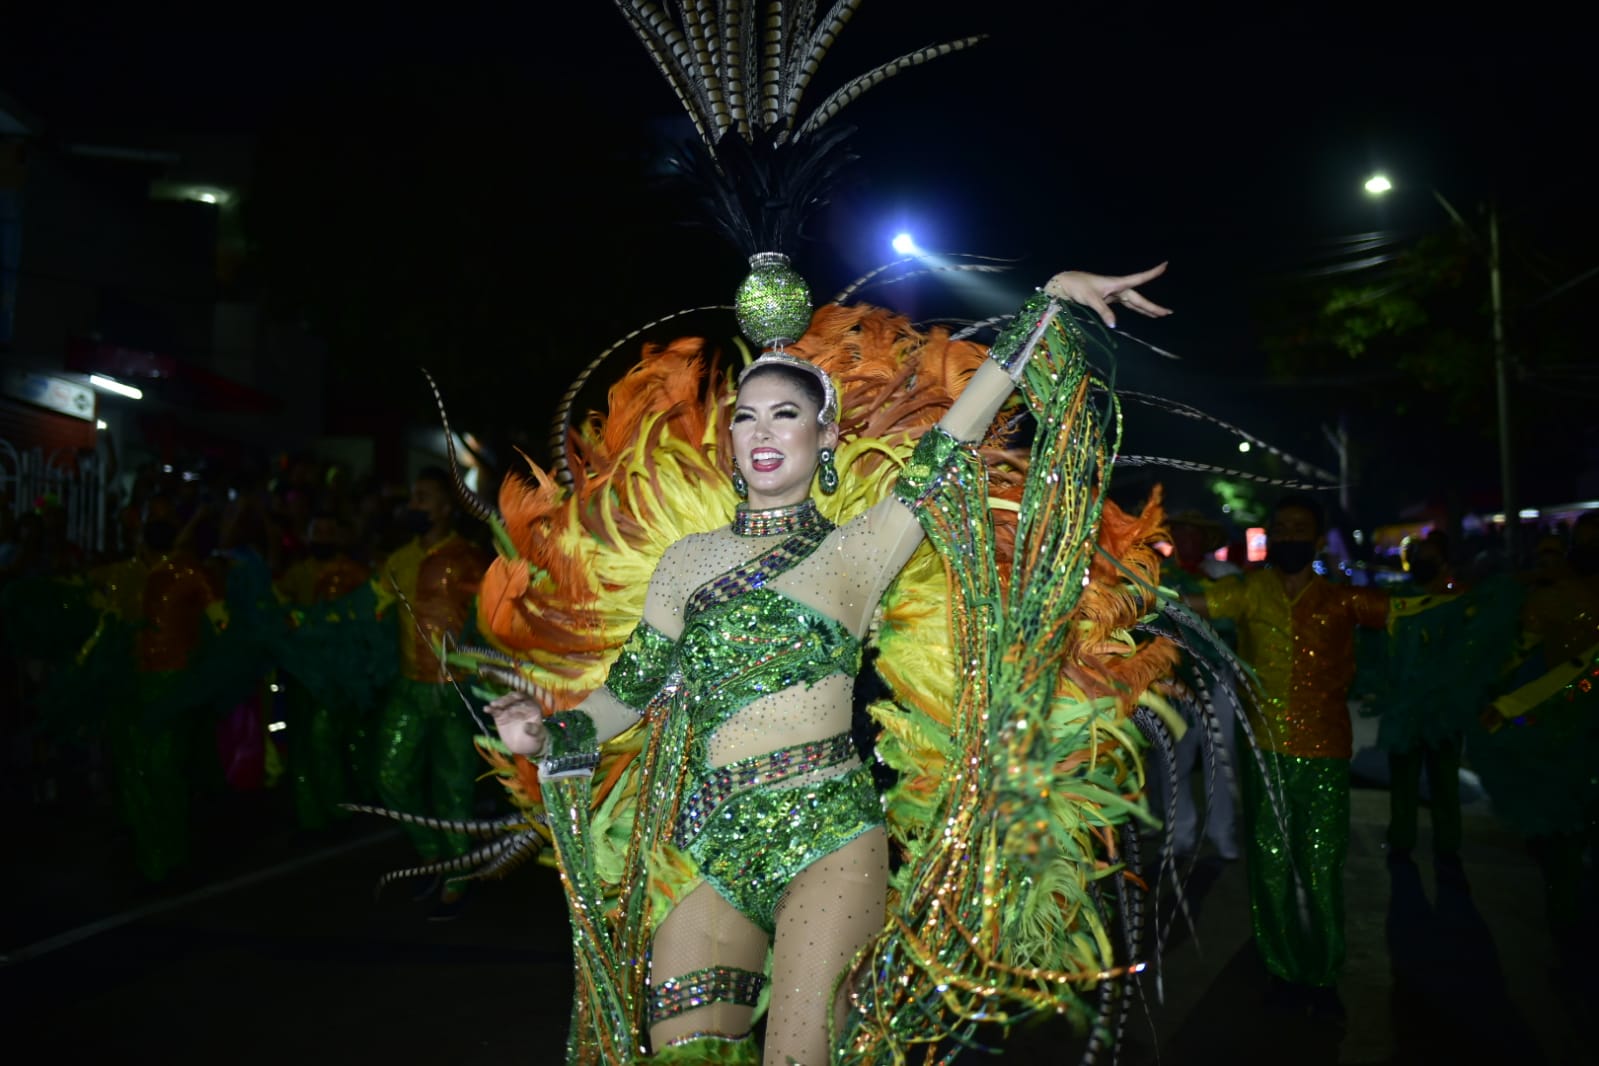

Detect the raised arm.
xmin=836 ymin=266 xmax=1172 ymax=633
xmin=937 ymin=265 xmax=1171 ymax=442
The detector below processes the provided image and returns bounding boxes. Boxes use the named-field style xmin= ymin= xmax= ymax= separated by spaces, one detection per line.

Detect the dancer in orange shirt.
xmin=372 ymin=469 xmax=484 ymax=919
xmin=1190 ymin=493 xmax=1388 ymax=1020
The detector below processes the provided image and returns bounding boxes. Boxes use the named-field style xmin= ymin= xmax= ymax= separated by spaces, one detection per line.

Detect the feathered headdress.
xmin=614 ymin=0 xmax=984 ymax=349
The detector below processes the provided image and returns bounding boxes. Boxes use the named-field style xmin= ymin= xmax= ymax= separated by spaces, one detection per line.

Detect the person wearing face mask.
xmin=1187 ymin=493 xmax=1390 ymax=1021
xmin=1381 ymin=533 xmax=1463 ymax=871
xmin=371 ymin=468 xmax=485 ymax=919
xmin=276 ymin=513 xmax=382 ymax=829
xmin=1368 ymin=530 xmax=1523 ymax=883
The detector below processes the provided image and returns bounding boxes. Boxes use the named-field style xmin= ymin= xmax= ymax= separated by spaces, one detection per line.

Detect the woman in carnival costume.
xmin=482 ymin=262 xmax=1171 ymax=1066
xmin=355 ymin=5 xmax=1204 ymax=1063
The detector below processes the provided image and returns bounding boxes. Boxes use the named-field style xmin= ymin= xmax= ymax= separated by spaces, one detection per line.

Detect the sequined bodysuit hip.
xmin=668 ymin=585 xmax=879 ymax=933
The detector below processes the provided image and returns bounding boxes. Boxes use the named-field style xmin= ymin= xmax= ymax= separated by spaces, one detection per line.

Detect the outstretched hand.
xmin=485 ymin=691 xmax=551 ymax=758
xmin=1043 ymin=263 xmax=1172 ymax=329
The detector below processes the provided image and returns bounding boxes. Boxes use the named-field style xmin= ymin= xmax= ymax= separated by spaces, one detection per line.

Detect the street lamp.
xmin=1364 ymin=175 xmax=1518 ymax=560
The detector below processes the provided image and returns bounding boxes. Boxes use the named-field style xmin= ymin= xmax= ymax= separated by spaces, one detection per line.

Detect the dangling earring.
xmin=731 ymin=459 xmax=748 ymax=498
xmin=817 ymin=447 xmax=838 ymax=495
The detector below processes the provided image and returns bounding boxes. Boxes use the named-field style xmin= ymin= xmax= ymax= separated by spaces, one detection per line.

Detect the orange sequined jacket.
xmin=1206 ymin=569 xmax=1389 ymax=759
xmin=138 ymin=554 xmax=221 ymax=673
xmin=379 ymin=533 xmax=484 ymax=683
xmin=278 ymin=555 xmax=372 ymax=606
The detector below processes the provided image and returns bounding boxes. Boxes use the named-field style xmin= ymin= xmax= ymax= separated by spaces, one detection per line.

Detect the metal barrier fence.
xmin=0 ymin=436 xmax=108 ymax=554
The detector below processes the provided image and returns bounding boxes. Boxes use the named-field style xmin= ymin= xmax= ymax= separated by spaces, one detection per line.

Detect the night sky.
xmin=3 ymin=3 xmax=1590 ymax=525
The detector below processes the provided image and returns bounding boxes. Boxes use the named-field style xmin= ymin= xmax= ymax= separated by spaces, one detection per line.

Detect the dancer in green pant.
xmin=373 ymin=468 xmax=485 ymax=919
xmin=1189 ymin=494 xmax=1389 ymax=1020
xmin=375 ymin=677 xmax=479 ymax=855
xmin=1364 ymin=533 xmax=1522 ymax=879
xmin=277 ymin=514 xmax=384 ymax=830
xmin=123 ymin=507 xmax=223 ymax=881
xmin=113 ymin=672 xmax=195 ymax=881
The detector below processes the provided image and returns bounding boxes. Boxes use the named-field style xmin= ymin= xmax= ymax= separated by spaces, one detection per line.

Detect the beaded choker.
xmin=730 ymin=499 xmax=832 ymax=538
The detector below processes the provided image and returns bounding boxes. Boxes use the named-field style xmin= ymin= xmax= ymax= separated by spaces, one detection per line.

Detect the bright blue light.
xmin=891 ymin=232 xmax=918 ymax=256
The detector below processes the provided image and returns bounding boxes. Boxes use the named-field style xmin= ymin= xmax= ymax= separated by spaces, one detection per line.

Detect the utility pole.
xmin=1322 ymin=415 xmax=1351 ymax=518
xmin=1432 ymin=188 xmax=1518 ymax=562
xmin=1487 ymin=204 xmax=1519 ymax=563
xmin=1365 ymin=177 xmax=1521 ymax=562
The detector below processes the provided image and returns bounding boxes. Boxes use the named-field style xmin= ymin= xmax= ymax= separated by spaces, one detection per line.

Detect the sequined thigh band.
xmin=673 ymin=732 xmax=858 ymax=847
xmin=649 ymin=966 xmax=767 ymax=1026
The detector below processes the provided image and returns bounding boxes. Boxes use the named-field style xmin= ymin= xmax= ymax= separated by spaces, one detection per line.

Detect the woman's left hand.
xmin=1043 ymin=263 xmax=1172 ymax=329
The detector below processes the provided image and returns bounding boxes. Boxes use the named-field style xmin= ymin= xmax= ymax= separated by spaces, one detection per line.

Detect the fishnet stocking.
xmin=648 ymin=830 xmax=889 ymax=1063
xmin=649 ymin=884 xmax=770 ymax=1049
xmin=763 ymin=828 xmax=887 ymax=1066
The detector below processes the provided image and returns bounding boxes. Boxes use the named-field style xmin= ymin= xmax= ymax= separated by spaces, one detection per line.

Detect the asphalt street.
xmin=3 ymin=716 xmax=1589 ymax=1064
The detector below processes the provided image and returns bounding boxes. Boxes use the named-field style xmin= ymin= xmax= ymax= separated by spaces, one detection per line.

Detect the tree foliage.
xmin=1259 ymin=229 xmax=1498 ymax=426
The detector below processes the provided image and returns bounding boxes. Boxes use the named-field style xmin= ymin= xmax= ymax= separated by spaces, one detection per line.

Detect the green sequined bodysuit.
xmin=597 ymin=519 xmax=881 ymax=934
xmin=672 ymin=585 xmax=875 ymax=933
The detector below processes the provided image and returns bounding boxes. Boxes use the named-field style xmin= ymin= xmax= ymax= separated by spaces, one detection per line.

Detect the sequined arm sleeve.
xmin=602 ymin=621 xmax=677 ymax=711
xmin=539 ymin=621 xmax=678 ymax=767
xmin=838 ymin=290 xmax=1067 ymax=632
xmin=893 ymin=426 xmax=968 ymax=512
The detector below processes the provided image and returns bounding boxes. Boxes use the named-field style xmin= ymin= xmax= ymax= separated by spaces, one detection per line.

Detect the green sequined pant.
xmin=1387 ymin=735 xmax=1462 ymax=855
xmin=109 ymin=672 xmax=193 ymax=882
xmin=1239 ymin=746 xmax=1349 ymax=987
xmin=286 ymin=679 xmax=367 ymax=831
xmin=374 ymin=677 xmax=475 ymax=862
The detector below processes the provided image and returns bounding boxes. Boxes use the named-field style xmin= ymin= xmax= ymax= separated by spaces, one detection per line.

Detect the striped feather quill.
xmin=832 ymin=252 xmax=1017 ymax=304
xmin=678 ymin=0 xmax=728 ymax=136
xmin=612 ymin=0 xmax=983 ymax=247
xmin=799 ymin=35 xmax=986 ymax=135
xmin=759 ymin=1 xmax=785 ymax=129
xmin=719 ymin=0 xmax=750 ymax=134
xmin=1113 ymin=454 xmax=1338 ymax=490
xmin=615 ymin=2 xmax=713 ymax=144
xmin=783 ymin=0 xmax=860 ymax=132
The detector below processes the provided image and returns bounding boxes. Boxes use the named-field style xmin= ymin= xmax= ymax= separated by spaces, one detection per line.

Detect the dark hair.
xmin=1272 ymin=492 xmax=1325 ymax=535
xmin=738 ymin=363 xmax=826 ymax=414
xmin=415 ymin=466 xmax=453 ymax=495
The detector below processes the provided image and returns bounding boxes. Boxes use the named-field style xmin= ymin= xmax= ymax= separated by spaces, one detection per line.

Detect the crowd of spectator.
xmin=0 ymin=448 xmax=493 ymax=891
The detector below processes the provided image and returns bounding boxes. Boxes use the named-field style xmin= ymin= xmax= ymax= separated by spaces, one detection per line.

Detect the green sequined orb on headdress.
xmin=734 ymin=252 xmax=813 ymax=350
